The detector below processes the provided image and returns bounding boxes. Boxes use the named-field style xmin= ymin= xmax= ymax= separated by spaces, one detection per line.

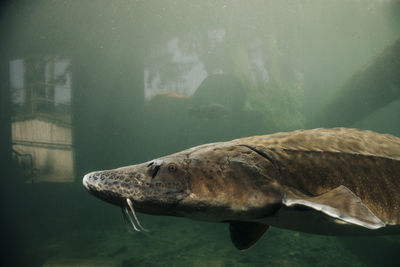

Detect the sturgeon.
xmin=83 ymin=128 xmax=400 ymax=250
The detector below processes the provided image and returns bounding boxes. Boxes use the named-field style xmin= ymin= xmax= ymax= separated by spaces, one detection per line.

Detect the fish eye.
xmin=167 ymin=163 xmax=177 ymax=173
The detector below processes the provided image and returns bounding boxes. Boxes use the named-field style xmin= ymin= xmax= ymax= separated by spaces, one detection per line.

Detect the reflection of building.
xmin=10 ymin=56 xmax=74 ymax=182
xmin=12 ymin=115 xmax=74 ymax=182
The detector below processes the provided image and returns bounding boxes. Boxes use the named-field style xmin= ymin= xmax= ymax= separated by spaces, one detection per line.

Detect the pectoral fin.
xmin=283 ymin=185 xmax=385 ymax=229
xmin=229 ymin=221 xmax=269 ymax=250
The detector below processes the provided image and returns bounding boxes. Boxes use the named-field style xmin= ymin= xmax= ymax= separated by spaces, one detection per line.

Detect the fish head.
xmin=82 ymin=154 xmax=191 ymax=215
xmin=83 ymin=142 xmax=281 ymax=220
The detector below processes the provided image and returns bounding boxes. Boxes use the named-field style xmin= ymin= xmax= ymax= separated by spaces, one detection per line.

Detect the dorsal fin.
xmin=229 ymin=221 xmax=269 ymax=250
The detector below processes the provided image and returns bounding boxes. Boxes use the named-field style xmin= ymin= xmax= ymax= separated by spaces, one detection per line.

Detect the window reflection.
xmin=10 ymin=56 xmax=74 ymax=183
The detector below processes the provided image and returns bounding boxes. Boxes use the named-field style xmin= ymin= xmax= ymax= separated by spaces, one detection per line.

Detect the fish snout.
xmin=83 ymin=170 xmax=110 ymax=192
xmin=83 ymin=170 xmax=132 ymax=206
xmin=82 ymin=171 xmax=96 ymax=190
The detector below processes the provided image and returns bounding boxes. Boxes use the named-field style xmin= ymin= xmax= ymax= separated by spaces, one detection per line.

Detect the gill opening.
xmin=122 ymin=198 xmax=149 ymax=232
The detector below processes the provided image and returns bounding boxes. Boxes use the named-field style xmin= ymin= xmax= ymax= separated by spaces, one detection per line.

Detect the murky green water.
xmin=1 ymin=1 xmax=400 ymax=266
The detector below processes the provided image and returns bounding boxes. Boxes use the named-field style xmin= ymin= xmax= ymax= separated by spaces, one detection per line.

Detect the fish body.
xmin=83 ymin=128 xmax=400 ymax=250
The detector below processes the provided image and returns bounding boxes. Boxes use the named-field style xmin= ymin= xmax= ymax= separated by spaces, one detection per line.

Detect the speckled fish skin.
xmin=236 ymin=128 xmax=400 ymax=226
xmin=83 ymin=128 xmax=400 ymax=233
